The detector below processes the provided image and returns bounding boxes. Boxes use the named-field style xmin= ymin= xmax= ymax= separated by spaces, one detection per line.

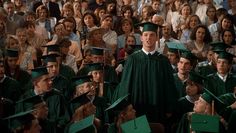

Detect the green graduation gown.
xmin=205 ymin=73 xmax=236 ymax=96
xmin=60 ymin=64 xmax=76 ymax=80
xmin=196 ymin=63 xmax=217 ymax=77
xmin=52 ymin=75 xmax=72 ymax=100
xmin=5 ymin=66 xmax=31 ymax=94
xmin=173 ymin=73 xmax=186 ymax=98
xmin=112 ymin=50 xmax=178 ymax=122
xmin=107 ymin=123 xmax=117 ymax=133
xmin=0 ymin=76 xmax=21 ymax=117
xmin=176 ymin=96 xmax=194 ymax=120
xmin=22 ymin=89 xmax=70 ymax=132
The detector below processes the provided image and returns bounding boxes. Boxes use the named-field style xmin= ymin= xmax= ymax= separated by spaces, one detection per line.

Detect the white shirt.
xmin=142 ymin=48 xmax=156 ymax=55
xmin=217 ymin=73 xmax=228 ymax=82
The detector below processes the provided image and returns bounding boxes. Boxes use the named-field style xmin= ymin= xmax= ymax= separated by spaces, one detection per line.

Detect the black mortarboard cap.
xmin=16 ymin=95 xmax=44 ymax=111
xmin=90 ymin=47 xmax=109 ymax=55
xmin=217 ymin=51 xmax=236 ymax=62
xmin=137 ymin=22 xmax=161 ymax=32
xmin=105 ymin=94 xmax=130 ymax=114
xmin=42 ymin=44 xmax=60 ymax=53
xmin=85 ymin=63 xmax=103 ymax=72
xmin=202 ymin=88 xmax=225 ymax=105
xmin=72 ymin=75 xmax=92 ymax=86
xmin=70 ymin=92 xmax=91 ymax=111
xmin=41 ymin=53 xmax=59 ymax=63
xmin=5 ymin=49 xmax=19 ymax=57
xmin=180 ymin=51 xmax=198 ymax=65
xmin=210 ymin=41 xmax=231 ymax=52
xmin=4 ymin=110 xmax=35 ymax=130
xmin=31 ymin=66 xmax=48 ymax=79
xmin=189 ymin=71 xmax=206 ymax=85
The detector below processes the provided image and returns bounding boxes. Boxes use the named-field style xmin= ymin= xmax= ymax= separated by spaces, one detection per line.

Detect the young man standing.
xmin=112 ymin=22 xmax=178 ymax=123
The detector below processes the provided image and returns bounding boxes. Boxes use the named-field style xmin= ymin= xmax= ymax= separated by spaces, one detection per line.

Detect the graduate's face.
xmin=167 ymin=52 xmax=179 ymax=65
xmin=141 ymin=31 xmax=157 ymax=51
xmin=75 ymin=82 xmax=92 ymax=97
xmin=35 ymin=75 xmax=52 ymax=93
xmin=7 ymin=57 xmax=18 ymax=69
xmin=47 ymin=62 xmax=59 ymax=77
xmin=216 ymin=58 xmax=231 ymax=75
xmin=25 ymin=119 xmax=41 ymax=133
xmin=122 ymin=104 xmax=136 ymax=121
xmin=193 ymin=97 xmax=209 ymax=114
xmin=177 ymin=58 xmax=192 ymax=74
xmin=186 ymin=81 xmax=200 ymax=96
xmin=91 ymin=70 xmax=103 ymax=83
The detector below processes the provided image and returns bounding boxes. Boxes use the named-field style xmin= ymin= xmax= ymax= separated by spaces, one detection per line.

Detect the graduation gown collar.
xmin=0 ymin=74 xmax=6 ymax=83
xmin=142 ymin=48 xmax=156 ymax=55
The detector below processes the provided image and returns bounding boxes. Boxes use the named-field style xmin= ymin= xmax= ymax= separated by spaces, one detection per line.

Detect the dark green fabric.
xmin=104 ymin=65 xmax=119 ymax=84
xmin=205 ymin=73 xmax=236 ymax=96
xmin=0 ymin=77 xmax=21 ymax=117
xmin=227 ymin=110 xmax=236 ymax=133
xmin=52 ymin=75 xmax=72 ymax=100
xmin=60 ymin=64 xmax=76 ymax=80
xmin=22 ymin=89 xmax=70 ymax=130
xmin=176 ymin=113 xmax=191 ymax=133
xmin=218 ymin=93 xmax=236 ymax=121
xmin=112 ymin=50 xmax=178 ymax=122
xmin=176 ymin=97 xmax=194 ymax=120
xmin=5 ymin=66 xmax=31 ymax=94
xmin=107 ymin=123 xmax=117 ymax=133
xmin=196 ymin=64 xmax=217 ymax=77
xmin=173 ymin=73 xmax=186 ymax=98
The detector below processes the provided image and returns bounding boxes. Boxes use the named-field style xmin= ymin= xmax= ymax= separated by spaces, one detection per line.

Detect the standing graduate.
xmin=112 ymin=22 xmax=178 ymax=123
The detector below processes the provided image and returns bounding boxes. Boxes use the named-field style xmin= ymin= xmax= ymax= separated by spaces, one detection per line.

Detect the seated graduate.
xmin=218 ymin=88 xmax=236 ymax=133
xmin=4 ymin=110 xmax=41 ymax=133
xmin=105 ymin=94 xmax=136 ymax=133
xmin=66 ymin=92 xmax=101 ymax=133
xmin=176 ymin=71 xmax=204 ymax=120
xmin=176 ymin=88 xmax=227 ymax=133
xmin=71 ymin=74 xmax=109 ymax=126
xmin=21 ymin=66 xmax=70 ymax=133
xmin=15 ymin=94 xmax=56 ymax=133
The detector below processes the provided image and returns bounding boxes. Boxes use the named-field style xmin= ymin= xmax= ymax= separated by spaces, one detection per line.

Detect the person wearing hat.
xmin=4 ymin=110 xmax=41 ymax=133
xmin=0 ymin=52 xmax=21 ymax=118
xmin=43 ymin=44 xmax=76 ymax=80
xmin=79 ymin=47 xmax=118 ymax=84
xmin=112 ymin=22 xmax=178 ymax=123
xmin=176 ymin=71 xmax=204 ymax=121
xmin=205 ymin=51 xmax=236 ymax=97
xmin=41 ymin=54 xmax=72 ymax=100
xmin=15 ymin=94 xmax=57 ymax=133
xmin=196 ymin=41 xmax=231 ymax=77
xmin=177 ymin=88 xmax=227 ymax=133
xmin=218 ymin=90 xmax=236 ymax=133
xmin=22 ymin=66 xmax=70 ymax=133
xmin=71 ymin=75 xmax=109 ymax=132
xmin=174 ymin=51 xmax=198 ymax=99
xmin=4 ymin=49 xmax=31 ymax=93
xmin=106 ymin=94 xmax=136 ymax=133
xmin=100 ymin=14 xmax=117 ymax=55
xmin=66 ymin=92 xmax=101 ymax=133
